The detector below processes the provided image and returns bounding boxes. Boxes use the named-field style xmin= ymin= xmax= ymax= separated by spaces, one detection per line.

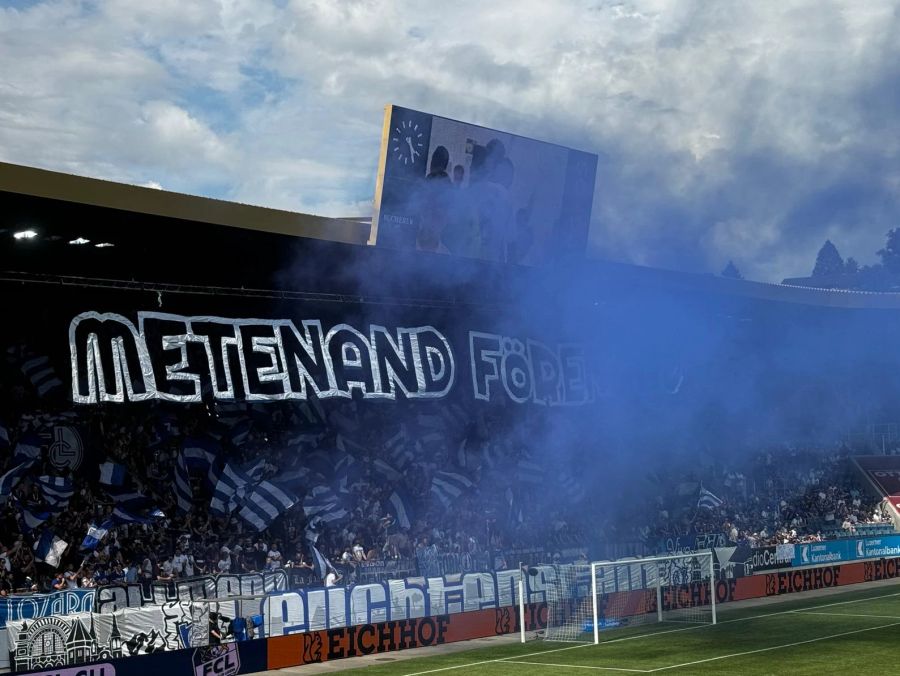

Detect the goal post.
xmin=520 ymin=551 xmax=716 ymax=644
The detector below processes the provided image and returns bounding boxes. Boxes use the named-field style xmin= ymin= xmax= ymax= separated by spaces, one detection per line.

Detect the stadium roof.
xmin=0 ymin=161 xmax=369 ymax=245
xmin=4 ymin=160 xmax=900 ymax=311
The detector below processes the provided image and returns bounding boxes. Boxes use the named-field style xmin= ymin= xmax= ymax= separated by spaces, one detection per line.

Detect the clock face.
xmin=391 ymin=119 xmax=425 ymax=166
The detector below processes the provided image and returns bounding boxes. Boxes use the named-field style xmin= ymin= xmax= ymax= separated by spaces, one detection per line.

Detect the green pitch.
xmin=337 ymin=585 xmax=900 ymax=674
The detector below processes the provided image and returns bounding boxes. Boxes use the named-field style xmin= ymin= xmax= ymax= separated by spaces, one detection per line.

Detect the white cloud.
xmin=0 ymin=0 xmax=898 ymax=281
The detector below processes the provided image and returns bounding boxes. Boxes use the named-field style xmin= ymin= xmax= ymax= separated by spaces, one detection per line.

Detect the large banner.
xmin=94 ymin=571 xmax=288 ymax=614
xmin=370 ymin=104 xmax=598 ymax=265
xmin=7 ymin=602 xmax=208 ymax=672
xmin=11 ymin=557 xmax=900 ymax=675
xmin=69 ymin=311 xmax=595 ymax=405
xmin=0 ymin=590 xmax=95 ymax=629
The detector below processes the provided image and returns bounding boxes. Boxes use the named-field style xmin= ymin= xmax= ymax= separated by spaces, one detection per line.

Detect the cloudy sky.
xmin=1 ymin=0 xmax=898 ymax=282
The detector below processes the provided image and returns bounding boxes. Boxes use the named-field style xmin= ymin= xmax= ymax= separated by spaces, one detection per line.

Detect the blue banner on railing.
xmin=0 ymin=589 xmax=94 ymax=628
xmin=855 ymin=535 xmax=900 ymax=560
xmin=792 ymin=534 xmax=900 ymax=568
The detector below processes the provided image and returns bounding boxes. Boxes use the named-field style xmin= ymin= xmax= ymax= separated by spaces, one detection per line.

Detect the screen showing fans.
xmin=370 ymin=105 xmax=598 ymax=265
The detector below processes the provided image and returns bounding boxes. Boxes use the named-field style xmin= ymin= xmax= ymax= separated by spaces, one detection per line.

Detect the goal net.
xmin=528 ymin=552 xmax=716 ymax=643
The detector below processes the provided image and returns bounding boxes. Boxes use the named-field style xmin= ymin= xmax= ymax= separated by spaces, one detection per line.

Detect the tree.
xmin=878 ymin=229 xmax=900 ymax=273
xmin=844 ymin=257 xmax=859 ymax=274
xmin=721 ymin=260 xmax=743 ymax=280
xmin=812 ymin=240 xmax=844 ymax=277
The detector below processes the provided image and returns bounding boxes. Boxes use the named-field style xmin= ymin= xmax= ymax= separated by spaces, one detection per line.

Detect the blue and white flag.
xmin=33 ymin=530 xmax=68 ymax=568
xmin=430 ymin=471 xmax=474 ymax=508
xmin=386 ymin=488 xmax=414 ymax=529
xmin=21 ymin=353 xmax=63 ymax=397
xmin=227 ymin=419 xmax=252 ymax=447
xmin=237 ymin=481 xmax=298 ymax=531
xmin=415 ymin=431 xmax=445 ymax=456
xmin=36 ymin=476 xmax=74 ymax=511
xmin=243 ymin=458 xmax=267 ymax=483
xmin=698 ymin=487 xmax=724 ymax=510
xmin=303 ymin=485 xmax=341 ymax=518
xmin=15 ymin=499 xmax=51 ymax=533
xmin=173 ymin=451 xmax=193 ymax=514
xmin=0 ymin=459 xmax=39 ymax=500
xmin=515 ymin=460 xmax=543 ymax=485
xmin=182 ymin=436 xmax=222 ymax=487
xmin=332 ymin=453 xmax=360 ymax=494
xmin=99 ymin=461 xmax=127 ymax=486
xmin=384 ymin=428 xmax=414 ymax=469
xmin=112 ymin=505 xmax=165 ymax=525
xmin=210 ymin=463 xmax=253 ymax=516
xmin=302 ymin=485 xmax=347 ymax=523
xmin=13 ymin=432 xmax=42 ymax=464
xmin=81 ymin=519 xmax=114 ymax=551
xmin=105 ymin=485 xmax=153 ymax=511
xmin=310 ymin=544 xmax=335 ymax=580
xmin=558 ymin=471 xmax=586 ymax=503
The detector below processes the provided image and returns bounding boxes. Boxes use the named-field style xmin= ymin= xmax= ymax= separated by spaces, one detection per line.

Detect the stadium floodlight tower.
xmin=519 ymin=552 xmax=716 ymax=643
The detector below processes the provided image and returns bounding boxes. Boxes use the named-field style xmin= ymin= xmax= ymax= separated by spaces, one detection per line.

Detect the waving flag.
xmin=386 ymin=488 xmax=414 ymax=529
xmin=302 ymin=485 xmax=348 ymax=524
xmin=112 ymin=505 xmax=165 ymax=525
xmin=81 ymin=520 xmax=114 ymax=551
xmin=21 ymin=353 xmax=63 ymax=397
xmin=226 ymin=419 xmax=252 ymax=447
xmin=415 ymin=431 xmax=445 ymax=456
xmin=303 ymin=485 xmax=341 ymax=514
xmin=13 ymin=432 xmax=42 ymax=464
xmin=332 ymin=453 xmax=360 ymax=494
xmin=105 ymin=485 xmax=153 ymax=510
xmin=0 ymin=457 xmax=39 ymax=500
xmin=698 ymin=487 xmax=724 ymax=510
xmin=515 ymin=460 xmax=543 ymax=485
xmin=558 ymin=471 xmax=587 ymax=503
xmin=310 ymin=544 xmax=335 ymax=580
xmin=237 ymin=481 xmax=298 ymax=531
xmin=15 ymin=498 xmax=51 ymax=533
xmin=99 ymin=461 xmax=127 ymax=486
xmin=210 ymin=463 xmax=254 ymax=516
xmin=35 ymin=476 xmax=74 ymax=511
xmin=430 ymin=471 xmax=474 ymax=508
xmin=182 ymin=436 xmax=222 ymax=488
xmin=33 ymin=530 xmax=68 ymax=568
xmin=384 ymin=428 xmax=414 ymax=469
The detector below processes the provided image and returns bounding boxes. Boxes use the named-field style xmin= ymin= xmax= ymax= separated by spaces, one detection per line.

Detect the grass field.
xmin=334 ymin=585 xmax=900 ymax=674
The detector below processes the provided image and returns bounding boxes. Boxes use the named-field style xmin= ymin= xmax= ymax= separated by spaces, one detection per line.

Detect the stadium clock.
xmin=391 ymin=119 xmax=425 ymax=166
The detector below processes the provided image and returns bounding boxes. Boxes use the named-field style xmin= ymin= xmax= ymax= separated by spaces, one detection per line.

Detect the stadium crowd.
xmin=1 ymin=356 xmax=895 ymax=597
xmin=0 ymin=359 xmax=588 ymax=595
xmin=646 ymin=445 xmax=892 ymax=547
